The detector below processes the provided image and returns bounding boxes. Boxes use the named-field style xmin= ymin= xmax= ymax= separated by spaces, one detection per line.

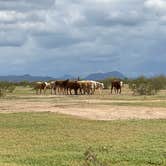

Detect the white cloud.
xmin=145 ymin=0 xmax=166 ymax=10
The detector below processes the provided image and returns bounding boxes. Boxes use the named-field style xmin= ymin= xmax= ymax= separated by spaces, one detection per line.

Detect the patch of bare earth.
xmin=0 ymin=99 xmax=166 ymax=120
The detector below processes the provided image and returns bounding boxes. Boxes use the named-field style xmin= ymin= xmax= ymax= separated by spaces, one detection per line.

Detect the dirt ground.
xmin=0 ymin=97 xmax=166 ymax=120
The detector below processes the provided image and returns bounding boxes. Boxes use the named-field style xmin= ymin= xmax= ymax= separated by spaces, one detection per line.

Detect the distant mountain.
xmin=0 ymin=74 xmax=55 ymax=82
xmin=85 ymin=71 xmax=125 ymax=80
xmin=0 ymin=71 xmax=125 ymax=82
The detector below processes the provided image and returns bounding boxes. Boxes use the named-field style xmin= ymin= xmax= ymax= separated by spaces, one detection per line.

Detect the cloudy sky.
xmin=0 ymin=0 xmax=166 ymax=77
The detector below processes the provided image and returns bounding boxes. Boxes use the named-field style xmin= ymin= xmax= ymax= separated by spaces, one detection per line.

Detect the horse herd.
xmin=34 ymin=79 xmax=123 ymax=95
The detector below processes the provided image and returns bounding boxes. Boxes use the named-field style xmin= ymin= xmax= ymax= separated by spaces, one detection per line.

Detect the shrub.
xmin=0 ymin=89 xmax=5 ymax=97
xmin=17 ymin=81 xmax=31 ymax=87
xmin=128 ymin=75 xmax=166 ymax=95
xmin=7 ymin=85 xmax=16 ymax=93
xmin=0 ymin=81 xmax=16 ymax=97
xmin=83 ymin=147 xmax=106 ymax=166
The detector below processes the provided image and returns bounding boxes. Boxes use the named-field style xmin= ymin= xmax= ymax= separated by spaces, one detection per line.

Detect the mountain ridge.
xmin=0 ymin=71 xmax=125 ymax=82
xmin=84 ymin=71 xmax=125 ymax=80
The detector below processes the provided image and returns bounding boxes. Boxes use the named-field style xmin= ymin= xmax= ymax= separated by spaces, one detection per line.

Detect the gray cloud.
xmin=0 ymin=0 xmax=55 ymax=11
xmin=0 ymin=0 xmax=166 ymax=77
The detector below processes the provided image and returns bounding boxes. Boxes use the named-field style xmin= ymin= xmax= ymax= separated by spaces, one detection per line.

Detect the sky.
xmin=0 ymin=0 xmax=166 ymax=77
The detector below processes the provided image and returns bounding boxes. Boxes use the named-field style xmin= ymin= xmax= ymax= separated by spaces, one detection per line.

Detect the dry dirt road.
xmin=0 ymin=97 xmax=166 ymax=120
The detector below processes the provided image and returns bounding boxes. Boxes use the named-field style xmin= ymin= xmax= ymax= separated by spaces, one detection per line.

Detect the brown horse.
xmin=65 ymin=80 xmax=81 ymax=95
xmin=111 ymin=80 xmax=123 ymax=94
xmin=53 ymin=80 xmax=69 ymax=95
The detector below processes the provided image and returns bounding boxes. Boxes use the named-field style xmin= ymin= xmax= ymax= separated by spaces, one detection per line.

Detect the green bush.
xmin=0 ymin=81 xmax=16 ymax=97
xmin=0 ymin=89 xmax=5 ymax=97
xmin=17 ymin=80 xmax=31 ymax=87
xmin=7 ymin=85 xmax=16 ymax=93
xmin=128 ymin=75 xmax=166 ymax=95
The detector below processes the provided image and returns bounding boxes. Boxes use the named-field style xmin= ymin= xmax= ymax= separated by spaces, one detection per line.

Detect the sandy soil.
xmin=0 ymin=98 xmax=166 ymax=120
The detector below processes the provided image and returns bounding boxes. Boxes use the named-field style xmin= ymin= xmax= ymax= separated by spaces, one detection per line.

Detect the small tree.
xmin=0 ymin=81 xmax=16 ymax=97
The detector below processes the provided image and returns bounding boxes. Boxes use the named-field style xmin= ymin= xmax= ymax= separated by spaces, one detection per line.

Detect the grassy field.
xmin=0 ymin=86 xmax=166 ymax=165
xmin=0 ymin=113 xmax=166 ymax=166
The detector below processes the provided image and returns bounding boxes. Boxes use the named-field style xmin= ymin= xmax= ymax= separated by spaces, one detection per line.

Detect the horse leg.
xmin=74 ymin=89 xmax=78 ymax=95
xmin=99 ymin=88 xmax=102 ymax=95
xmin=111 ymin=86 xmax=113 ymax=94
xmin=79 ymin=88 xmax=82 ymax=95
xmin=44 ymin=88 xmax=46 ymax=95
xmin=119 ymin=87 xmax=121 ymax=94
xmin=54 ymin=87 xmax=56 ymax=95
xmin=70 ymin=89 xmax=72 ymax=95
xmin=114 ymin=87 xmax=116 ymax=94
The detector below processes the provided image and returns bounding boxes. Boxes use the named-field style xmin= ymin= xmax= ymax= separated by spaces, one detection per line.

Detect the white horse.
xmin=86 ymin=80 xmax=104 ymax=94
xmin=94 ymin=81 xmax=104 ymax=94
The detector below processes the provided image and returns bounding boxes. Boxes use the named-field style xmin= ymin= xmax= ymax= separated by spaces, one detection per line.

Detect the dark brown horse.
xmin=65 ymin=80 xmax=81 ymax=95
xmin=53 ymin=80 xmax=69 ymax=95
xmin=111 ymin=80 xmax=123 ymax=94
xmin=53 ymin=80 xmax=80 ymax=95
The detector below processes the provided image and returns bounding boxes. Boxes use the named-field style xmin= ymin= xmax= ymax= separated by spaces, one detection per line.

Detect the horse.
xmin=111 ymin=80 xmax=123 ymax=94
xmin=34 ymin=82 xmax=46 ymax=95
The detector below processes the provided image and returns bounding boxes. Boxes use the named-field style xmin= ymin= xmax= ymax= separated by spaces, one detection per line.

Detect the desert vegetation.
xmin=0 ymin=76 xmax=166 ymax=165
xmin=101 ymin=75 xmax=166 ymax=95
xmin=128 ymin=75 xmax=166 ymax=95
xmin=1 ymin=75 xmax=166 ymax=97
xmin=0 ymin=81 xmax=16 ymax=97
